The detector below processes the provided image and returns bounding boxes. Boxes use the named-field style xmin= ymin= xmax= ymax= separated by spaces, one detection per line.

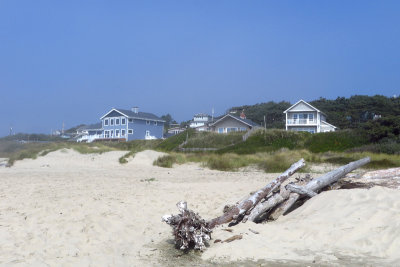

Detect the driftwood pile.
xmin=162 ymin=157 xmax=371 ymax=250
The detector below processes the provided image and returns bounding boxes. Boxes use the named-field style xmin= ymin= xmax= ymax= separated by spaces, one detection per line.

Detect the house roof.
xmin=194 ymin=113 xmax=211 ymax=117
xmin=209 ymin=114 xmax=259 ymax=127
xmin=321 ymin=120 xmax=337 ymax=129
xmin=283 ymin=99 xmax=324 ymax=114
xmin=78 ymin=123 xmax=103 ymax=131
xmin=100 ymin=108 xmax=165 ymax=122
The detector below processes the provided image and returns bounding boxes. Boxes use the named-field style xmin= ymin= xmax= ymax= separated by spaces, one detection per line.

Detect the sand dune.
xmin=0 ymin=149 xmax=399 ymax=266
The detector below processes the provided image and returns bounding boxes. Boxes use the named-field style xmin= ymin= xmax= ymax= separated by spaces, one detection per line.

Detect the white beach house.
xmin=283 ymin=99 xmax=336 ymax=133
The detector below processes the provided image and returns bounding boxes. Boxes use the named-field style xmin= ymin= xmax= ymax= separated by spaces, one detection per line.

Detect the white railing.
xmin=77 ymin=134 xmax=103 ymax=143
xmin=287 ymin=119 xmax=317 ymax=125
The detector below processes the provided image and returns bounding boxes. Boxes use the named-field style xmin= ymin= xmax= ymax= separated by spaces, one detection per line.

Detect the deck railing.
xmin=287 ymin=119 xmax=317 ymax=125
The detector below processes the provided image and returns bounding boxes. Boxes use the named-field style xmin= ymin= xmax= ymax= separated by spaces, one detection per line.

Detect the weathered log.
xmin=207 ymin=158 xmax=305 ymax=228
xmin=269 ymin=157 xmax=371 ymax=220
xmin=246 ymin=190 xmax=288 ymax=222
xmin=286 ymin=183 xmax=317 ymax=197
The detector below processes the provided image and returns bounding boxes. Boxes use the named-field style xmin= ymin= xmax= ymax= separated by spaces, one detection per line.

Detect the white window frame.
xmin=110 ymin=118 xmax=114 ymax=126
xmin=121 ymin=129 xmax=126 ymax=136
xmin=128 ymin=129 xmax=133 ymax=134
xmin=110 ymin=130 xmax=114 ymax=137
xmin=104 ymin=118 xmax=109 ymax=126
xmin=115 ymin=118 xmax=120 ymax=125
xmin=104 ymin=130 xmax=110 ymax=138
xmin=115 ymin=129 xmax=120 ymax=137
xmin=121 ymin=118 xmax=126 ymax=125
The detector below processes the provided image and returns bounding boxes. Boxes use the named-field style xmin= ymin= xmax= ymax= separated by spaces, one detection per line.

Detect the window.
xmin=218 ymin=128 xmax=224 ymax=133
xmin=146 ymin=121 xmax=150 ymax=125
xmin=128 ymin=129 xmax=133 ymax=134
xmin=121 ymin=118 xmax=126 ymax=125
xmin=309 ymin=113 xmax=314 ymax=122
xmin=115 ymin=118 xmax=120 ymax=125
xmin=240 ymin=127 xmax=247 ymax=131
xmin=110 ymin=130 xmax=114 ymax=137
xmin=104 ymin=130 xmax=110 ymax=138
xmin=146 ymin=130 xmax=150 ymax=136
xmin=293 ymin=114 xmax=298 ymax=120
xmin=110 ymin=119 xmax=114 ymax=126
xmin=116 ymin=129 xmax=120 ymax=137
xmin=299 ymin=113 xmax=307 ymax=120
xmin=128 ymin=119 xmax=133 ymax=123
xmin=104 ymin=119 xmax=109 ymax=126
xmin=121 ymin=129 xmax=126 ymax=136
xmin=154 ymin=121 xmax=157 ymax=126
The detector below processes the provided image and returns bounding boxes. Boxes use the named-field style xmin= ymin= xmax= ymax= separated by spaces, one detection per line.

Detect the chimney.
xmin=240 ymin=110 xmax=246 ymax=119
xmin=132 ymin=107 xmax=139 ymax=114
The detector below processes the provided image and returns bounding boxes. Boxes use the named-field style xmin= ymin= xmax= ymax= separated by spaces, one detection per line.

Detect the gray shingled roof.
xmin=78 ymin=122 xmax=103 ymax=130
xmin=210 ymin=114 xmax=259 ymax=127
xmin=232 ymin=115 xmax=260 ymax=127
xmin=113 ymin=108 xmax=165 ymax=122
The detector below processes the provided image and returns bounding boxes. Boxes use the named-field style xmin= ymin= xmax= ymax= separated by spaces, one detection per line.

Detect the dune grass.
xmin=153 ymin=149 xmax=400 ymax=172
xmin=156 ymin=129 xmax=196 ymax=151
xmin=182 ymin=131 xmax=243 ymax=149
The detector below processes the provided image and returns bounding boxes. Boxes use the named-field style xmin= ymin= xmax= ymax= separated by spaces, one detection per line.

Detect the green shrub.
xmin=183 ymin=131 xmax=243 ymax=148
xmin=304 ymin=130 xmax=368 ymax=153
xmin=218 ymin=129 xmax=309 ymax=154
xmin=153 ymin=155 xmax=176 ymax=168
xmin=156 ymin=129 xmax=195 ymax=151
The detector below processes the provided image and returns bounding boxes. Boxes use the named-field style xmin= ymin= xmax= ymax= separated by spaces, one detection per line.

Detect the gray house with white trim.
xmin=209 ymin=113 xmax=259 ymax=133
xmin=100 ymin=107 xmax=165 ymax=141
xmin=284 ymin=100 xmax=336 ymax=133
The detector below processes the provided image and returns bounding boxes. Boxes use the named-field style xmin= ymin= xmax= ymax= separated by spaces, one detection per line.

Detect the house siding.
xmin=127 ymin=119 xmax=164 ymax=140
xmin=288 ymin=102 xmax=315 ymax=112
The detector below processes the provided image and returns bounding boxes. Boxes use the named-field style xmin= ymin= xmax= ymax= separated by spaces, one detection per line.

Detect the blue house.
xmin=100 ymin=107 xmax=165 ymax=141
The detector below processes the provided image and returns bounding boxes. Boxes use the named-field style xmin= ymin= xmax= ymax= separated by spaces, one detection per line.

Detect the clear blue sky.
xmin=1 ymin=1 xmax=399 ymax=136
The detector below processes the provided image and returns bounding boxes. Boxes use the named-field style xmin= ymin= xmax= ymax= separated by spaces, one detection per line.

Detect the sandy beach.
xmin=0 ymin=149 xmax=399 ymax=266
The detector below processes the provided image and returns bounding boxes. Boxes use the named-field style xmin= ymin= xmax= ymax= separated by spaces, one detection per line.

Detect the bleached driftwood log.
xmin=207 ymin=158 xmax=305 ymax=228
xmin=269 ymin=157 xmax=371 ymax=220
xmin=162 ymin=201 xmax=212 ymax=250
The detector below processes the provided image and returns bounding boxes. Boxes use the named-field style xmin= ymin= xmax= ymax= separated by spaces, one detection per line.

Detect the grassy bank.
xmin=153 ymin=149 xmax=400 ymax=172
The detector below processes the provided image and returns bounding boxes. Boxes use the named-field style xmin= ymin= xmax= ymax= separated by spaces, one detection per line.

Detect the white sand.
xmin=0 ymin=149 xmax=399 ymax=266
